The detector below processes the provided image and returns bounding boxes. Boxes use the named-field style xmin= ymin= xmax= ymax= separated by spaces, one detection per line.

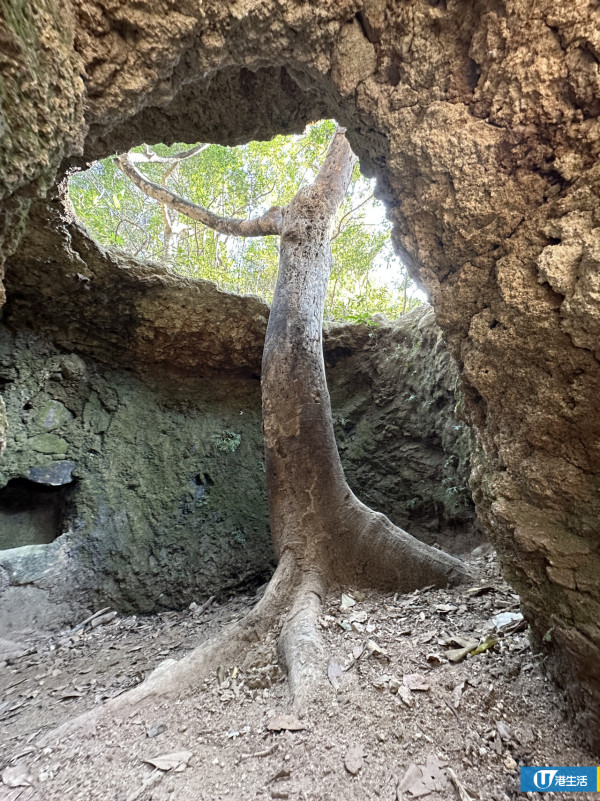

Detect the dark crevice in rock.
xmin=0 ymin=476 xmax=76 ymax=550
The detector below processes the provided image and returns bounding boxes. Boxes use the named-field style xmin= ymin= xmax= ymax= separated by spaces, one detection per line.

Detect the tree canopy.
xmin=69 ymin=120 xmax=423 ymax=323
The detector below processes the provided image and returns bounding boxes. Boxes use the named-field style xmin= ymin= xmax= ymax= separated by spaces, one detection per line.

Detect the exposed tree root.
xmin=278 ymin=569 xmax=327 ymax=709
xmin=42 ymin=526 xmax=467 ymax=747
xmin=332 ymin=495 xmax=468 ymax=590
xmin=41 ymin=129 xmax=471 ymax=748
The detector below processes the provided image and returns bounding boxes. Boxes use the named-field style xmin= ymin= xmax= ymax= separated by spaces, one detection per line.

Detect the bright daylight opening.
xmin=68 ymin=121 xmax=426 ymax=324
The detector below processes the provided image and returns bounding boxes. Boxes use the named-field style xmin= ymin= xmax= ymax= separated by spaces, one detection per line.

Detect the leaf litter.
xmin=0 ymin=547 xmax=597 ymax=800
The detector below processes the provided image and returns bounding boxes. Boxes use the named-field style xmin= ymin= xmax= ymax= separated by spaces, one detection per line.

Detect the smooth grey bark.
xmin=116 ymin=154 xmax=284 ymax=237
xmin=56 ymin=130 xmax=469 ymax=721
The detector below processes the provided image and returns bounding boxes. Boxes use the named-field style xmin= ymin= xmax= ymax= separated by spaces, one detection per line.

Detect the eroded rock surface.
xmin=1 ymin=0 xmax=599 ymax=748
xmin=0 ymin=327 xmax=271 ymax=631
xmin=0 ymin=213 xmax=473 ymax=632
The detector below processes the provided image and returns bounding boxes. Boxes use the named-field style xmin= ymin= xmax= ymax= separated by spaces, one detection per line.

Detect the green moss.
xmin=0 ymin=327 xmax=273 ymax=612
xmin=27 ymin=433 xmax=68 ymax=454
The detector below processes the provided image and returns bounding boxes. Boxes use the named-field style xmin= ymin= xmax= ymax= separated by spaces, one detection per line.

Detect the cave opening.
xmin=68 ymin=121 xmax=427 ymax=325
xmin=0 ymin=477 xmax=76 ymax=551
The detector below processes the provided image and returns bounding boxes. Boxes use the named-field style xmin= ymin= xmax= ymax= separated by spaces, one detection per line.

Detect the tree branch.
xmin=331 ymin=193 xmax=374 ymax=241
xmin=116 ymin=155 xmax=284 ymax=237
xmin=127 ymin=143 xmax=210 ymax=164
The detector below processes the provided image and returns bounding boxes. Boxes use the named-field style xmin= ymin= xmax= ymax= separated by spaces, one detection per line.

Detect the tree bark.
xmin=263 ymin=129 xmax=464 ymax=588
xmin=116 ymin=154 xmax=283 ymax=237
xmin=47 ymin=131 xmax=468 ymax=738
xmin=261 ymin=129 xmax=466 ymax=698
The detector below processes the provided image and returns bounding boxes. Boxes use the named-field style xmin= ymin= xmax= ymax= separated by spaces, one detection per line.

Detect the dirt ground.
xmin=0 ymin=546 xmax=596 ymax=801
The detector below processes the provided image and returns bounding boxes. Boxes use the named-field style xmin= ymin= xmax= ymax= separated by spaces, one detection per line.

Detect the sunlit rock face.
xmin=1 ymin=0 xmax=600 ymax=749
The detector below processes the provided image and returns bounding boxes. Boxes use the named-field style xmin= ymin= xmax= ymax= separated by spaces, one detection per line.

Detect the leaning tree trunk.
xmin=45 ymin=132 xmax=467 ymax=742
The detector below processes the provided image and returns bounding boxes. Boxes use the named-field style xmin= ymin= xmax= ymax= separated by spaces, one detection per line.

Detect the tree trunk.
xmin=262 ymin=129 xmax=466 ymax=698
xmin=46 ymin=131 xmax=468 ymax=740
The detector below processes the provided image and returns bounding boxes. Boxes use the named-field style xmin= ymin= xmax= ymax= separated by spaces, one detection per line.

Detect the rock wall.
xmin=327 ymin=314 xmax=473 ymax=549
xmin=0 ymin=0 xmax=83 ymax=298
xmin=0 ymin=209 xmax=474 ymax=633
xmin=0 ymin=327 xmax=271 ymax=633
xmin=1 ymin=0 xmax=599 ymax=749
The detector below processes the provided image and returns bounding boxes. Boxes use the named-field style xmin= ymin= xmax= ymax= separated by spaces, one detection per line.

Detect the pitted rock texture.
xmin=0 ymin=327 xmax=272 ymax=632
xmin=0 ymin=0 xmax=84 ymax=288
xmin=1 ymin=0 xmax=600 ymax=748
xmin=0 ymin=216 xmax=474 ymax=631
xmin=4 ymin=198 xmax=270 ymax=375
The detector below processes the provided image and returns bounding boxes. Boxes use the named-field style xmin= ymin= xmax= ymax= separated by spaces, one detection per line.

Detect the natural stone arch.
xmin=2 ymin=0 xmax=600 ymax=748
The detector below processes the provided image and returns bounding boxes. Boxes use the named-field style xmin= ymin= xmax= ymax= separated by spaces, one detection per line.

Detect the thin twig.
xmin=128 ymin=143 xmax=209 ymax=164
xmin=240 ymin=744 xmax=278 ymax=760
xmin=331 ymin=193 xmax=374 ymax=241
xmin=443 ymin=698 xmax=463 ymax=725
xmin=69 ymin=607 xmax=112 ymax=634
xmin=447 ymin=767 xmax=474 ymax=801
xmin=193 ymin=596 xmax=216 ymax=618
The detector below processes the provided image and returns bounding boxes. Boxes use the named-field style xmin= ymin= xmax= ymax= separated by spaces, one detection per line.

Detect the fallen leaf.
xmin=465 ymin=585 xmax=495 ymax=597
xmin=366 ymin=640 xmax=388 ymax=658
xmin=144 ymin=751 xmax=193 ymax=771
xmin=2 ymin=763 xmax=33 ymax=788
xmin=397 ymin=753 xmax=449 ymax=798
xmin=396 ymin=685 xmax=414 ymax=708
xmin=452 ymin=681 xmax=465 ymax=709
xmin=470 ymin=635 xmax=498 ymax=655
xmin=327 ymin=659 xmax=343 ymax=691
xmin=496 ymin=720 xmax=512 ymax=742
xmin=491 ymin=611 xmax=524 ymax=631
xmin=444 ymin=636 xmax=479 ymax=663
xmin=344 ymin=743 xmax=364 ymax=775
xmin=266 ymin=714 xmax=305 ymax=732
xmin=340 ymin=594 xmax=356 ymax=611
xmin=403 ymin=673 xmax=430 ymax=692
xmin=352 ymin=644 xmax=365 ymax=661
xmin=348 ymin=610 xmax=368 ymax=624
xmin=146 ymin=720 xmax=167 ymax=738
xmin=445 ymin=648 xmax=471 ymax=663
xmin=268 ymin=768 xmax=291 ymax=783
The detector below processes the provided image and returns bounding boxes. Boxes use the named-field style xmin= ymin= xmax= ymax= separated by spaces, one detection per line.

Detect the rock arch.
xmin=2 ymin=0 xmax=600 ymax=748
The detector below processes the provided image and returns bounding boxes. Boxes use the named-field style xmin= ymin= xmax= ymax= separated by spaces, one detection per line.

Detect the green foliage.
xmin=212 ymin=430 xmax=241 ymax=453
xmin=69 ymin=121 xmax=423 ymax=322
